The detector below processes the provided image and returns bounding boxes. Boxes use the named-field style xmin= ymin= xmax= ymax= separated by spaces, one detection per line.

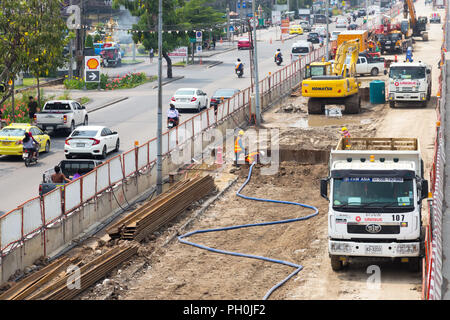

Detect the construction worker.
xmin=405 ymin=47 xmax=413 ymax=62
xmin=341 ymin=127 xmax=351 ymax=149
xmin=234 ymin=130 xmax=245 ymax=166
xmin=245 ymin=150 xmax=265 ymax=165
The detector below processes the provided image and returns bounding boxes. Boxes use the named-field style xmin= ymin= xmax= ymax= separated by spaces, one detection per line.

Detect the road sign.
xmin=189 ymin=37 xmax=196 ymax=43
xmin=86 ymin=71 xmax=100 ymax=82
xmin=342 ymin=1 xmax=346 ymax=6
xmin=249 ymin=17 xmax=259 ymax=28
xmin=196 ymin=31 xmax=202 ymax=43
xmin=85 ymin=56 xmax=101 ymax=83
xmin=196 ymin=45 xmax=202 ymax=53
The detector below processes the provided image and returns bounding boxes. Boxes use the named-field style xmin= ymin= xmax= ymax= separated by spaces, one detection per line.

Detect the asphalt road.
xmin=0 ymin=15 xmax=367 ymax=214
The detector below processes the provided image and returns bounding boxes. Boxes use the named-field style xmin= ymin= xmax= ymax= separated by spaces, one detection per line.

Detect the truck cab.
xmin=387 ymin=61 xmax=432 ymax=108
xmin=321 ymin=137 xmax=428 ymax=271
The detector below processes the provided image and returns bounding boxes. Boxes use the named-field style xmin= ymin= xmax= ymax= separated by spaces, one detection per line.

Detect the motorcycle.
xmin=235 ymin=66 xmax=244 ymax=78
xmin=167 ymin=118 xmax=179 ymax=129
xmin=275 ymin=55 xmax=283 ymax=66
xmin=23 ymin=144 xmax=40 ymax=167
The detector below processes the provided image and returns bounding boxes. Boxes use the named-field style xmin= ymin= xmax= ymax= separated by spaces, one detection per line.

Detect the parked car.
xmin=336 ymin=18 xmax=347 ymax=28
xmin=347 ymin=23 xmax=358 ymax=30
xmin=64 ymin=125 xmax=120 ymax=159
xmin=238 ymin=38 xmax=251 ymax=50
xmin=0 ymin=123 xmax=51 ymax=156
xmin=170 ymin=88 xmax=208 ymax=112
xmin=35 ymin=100 xmax=88 ymax=134
xmin=289 ymin=24 xmax=304 ymax=35
xmin=39 ymin=159 xmax=103 ymax=196
xmin=307 ymin=32 xmax=320 ymax=43
xmin=209 ymin=88 xmax=240 ymax=110
xmin=100 ymin=47 xmax=122 ymax=67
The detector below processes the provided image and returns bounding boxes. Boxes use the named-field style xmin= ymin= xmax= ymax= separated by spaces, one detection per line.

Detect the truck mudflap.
xmin=329 ymin=240 xmax=420 ymax=258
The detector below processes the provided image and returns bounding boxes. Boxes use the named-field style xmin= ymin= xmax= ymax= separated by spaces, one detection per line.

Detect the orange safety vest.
xmin=245 ymin=152 xmax=259 ymax=164
xmin=235 ymin=136 xmax=243 ymax=153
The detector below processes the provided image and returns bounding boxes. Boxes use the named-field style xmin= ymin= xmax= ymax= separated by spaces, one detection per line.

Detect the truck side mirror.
xmin=426 ymin=69 xmax=431 ymax=74
xmin=384 ymin=70 xmax=387 ymax=75
xmin=420 ymin=180 xmax=429 ymax=201
xmin=320 ymin=178 xmax=329 ymax=200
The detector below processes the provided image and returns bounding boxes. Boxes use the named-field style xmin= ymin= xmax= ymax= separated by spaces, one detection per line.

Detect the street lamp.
xmin=157 ymin=0 xmax=163 ymax=194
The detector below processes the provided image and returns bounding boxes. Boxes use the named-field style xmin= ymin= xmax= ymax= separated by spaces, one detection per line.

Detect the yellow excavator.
xmin=302 ymin=39 xmax=361 ymax=114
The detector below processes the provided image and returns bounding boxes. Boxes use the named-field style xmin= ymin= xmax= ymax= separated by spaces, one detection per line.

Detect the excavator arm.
xmin=403 ymin=0 xmax=417 ymax=27
xmin=332 ymin=39 xmax=360 ymax=77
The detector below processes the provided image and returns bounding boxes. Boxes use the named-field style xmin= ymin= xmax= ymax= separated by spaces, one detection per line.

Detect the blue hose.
xmin=178 ymin=162 xmax=319 ymax=300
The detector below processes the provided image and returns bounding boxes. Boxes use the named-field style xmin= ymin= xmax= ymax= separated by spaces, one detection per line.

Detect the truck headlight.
xmin=420 ymin=93 xmax=425 ymax=100
xmin=396 ymin=244 xmax=419 ymax=254
xmin=330 ymin=242 xmax=352 ymax=253
xmin=389 ymin=93 xmax=394 ymax=100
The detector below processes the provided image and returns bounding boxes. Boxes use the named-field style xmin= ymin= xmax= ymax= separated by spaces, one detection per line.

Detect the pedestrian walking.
xmin=149 ymin=48 xmax=154 ymax=63
xmin=212 ymin=36 xmax=216 ymax=50
xmin=28 ymin=96 xmax=38 ymax=123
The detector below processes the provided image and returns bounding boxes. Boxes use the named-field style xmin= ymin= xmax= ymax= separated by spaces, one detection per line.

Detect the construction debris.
xmin=106 ymin=175 xmax=216 ymax=242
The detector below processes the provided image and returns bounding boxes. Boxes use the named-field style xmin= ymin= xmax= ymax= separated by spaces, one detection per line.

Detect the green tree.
xmin=85 ymin=34 xmax=94 ymax=48
xmin=113 ymin=0 xmax=189 ymax=78
xmin=25 ymin=0 xmax=68 ymax=107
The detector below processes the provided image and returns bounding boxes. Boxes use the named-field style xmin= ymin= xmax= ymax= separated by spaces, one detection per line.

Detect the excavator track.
xmin=307 ymin=98 xmax=325 ymax=114
xmin=343 ymin=93 xmax=361 ymax=114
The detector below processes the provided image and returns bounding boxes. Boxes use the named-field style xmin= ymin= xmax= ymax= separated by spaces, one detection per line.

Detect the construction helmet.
xmin=238 ymin=130 xmax=244 ymax=135
xmin=341 ymin=127 xmax=348 ymax=132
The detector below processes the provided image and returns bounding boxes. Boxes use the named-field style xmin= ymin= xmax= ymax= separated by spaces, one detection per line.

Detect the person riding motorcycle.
xmin=274 ymin=49 xmax=283 ymax=63
xmin=22 ymin=131 xmax=39 ymax=160
xmin=167 ymin=103 xmax=180 ymax=127
xmin=235 ymin=58 xmax=244 ymax=75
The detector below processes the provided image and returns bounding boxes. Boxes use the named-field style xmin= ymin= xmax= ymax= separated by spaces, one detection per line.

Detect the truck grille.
xmin=402 ymin=87 xmax=413 ymax=92
xmin=347 ymin=224 xmax=400 ymax=234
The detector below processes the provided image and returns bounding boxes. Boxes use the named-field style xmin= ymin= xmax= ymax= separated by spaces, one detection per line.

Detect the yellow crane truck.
xmin=302 ymin=39 xmax=361 ymax=114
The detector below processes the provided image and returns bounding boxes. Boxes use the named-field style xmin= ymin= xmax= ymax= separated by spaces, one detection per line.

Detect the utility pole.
xmin=157 ymin=0 xmax=163 ymax=194
xmin=326 ymin=0 xmax=329 ymax=60
xmin=227 ymin=5 xmax=231 ymax=44
xmin=252 ymin=0 xmax=261 ymax=126
xmin=69 ymin=0 xmax=73 ymax=80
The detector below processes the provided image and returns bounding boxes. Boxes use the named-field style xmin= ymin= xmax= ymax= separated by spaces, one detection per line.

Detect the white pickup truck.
xmin=35 ymin=100 xmax=88 ymax=134
xmin=356 ymin=55 xmax=385 ymax=76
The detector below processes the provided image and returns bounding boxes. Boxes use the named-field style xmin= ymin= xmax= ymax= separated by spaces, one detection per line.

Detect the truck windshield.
xmin=332 ymin=177 xmax=414 ymax=211
xmin=44 ymin=102 xmax=71 ymax=111
xmin=389 ymin=67 xmax=426 ymax=80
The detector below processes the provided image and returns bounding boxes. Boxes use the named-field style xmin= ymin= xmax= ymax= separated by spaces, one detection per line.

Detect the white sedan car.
xmin=170 ymin=88 xmax=208 ymax=112
xmin=336 ymin=18 xmax=348 ymax=28
xmin=64 ymin=125 xmax=120 ymax=159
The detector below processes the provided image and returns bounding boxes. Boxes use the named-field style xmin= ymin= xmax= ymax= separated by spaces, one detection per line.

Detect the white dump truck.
xmin=320 ymin=137 xmax=428 ymax=271
xmin=387 ymin=61 xmax=432 ymax=108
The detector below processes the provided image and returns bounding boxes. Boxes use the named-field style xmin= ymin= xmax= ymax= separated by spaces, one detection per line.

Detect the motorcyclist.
xmin=235 ymin=58 xmax=244 ymax=73
xmin=22 ymin=131 xmax=39 ymax=160
xmin=167 ymin=103 xmax=180 ymax=127
xmin=274 ymin=49 xmax=283 ymax=62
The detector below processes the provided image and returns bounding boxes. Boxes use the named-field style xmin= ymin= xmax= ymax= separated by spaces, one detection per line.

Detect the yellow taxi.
xmin=289 ymin=25 xmax=303 ymax=35
xmin=0 ymin=123 xmax=51 ymax=156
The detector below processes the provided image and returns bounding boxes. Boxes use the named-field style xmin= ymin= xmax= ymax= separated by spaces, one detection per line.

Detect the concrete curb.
xmin=207 ymin=61 xmax=224 ymax=69
xmin=87 ymin=96 xmax=129 ymax=113
xmin=197 ymin=46 xmax=236 ymax=58
xmin=152 ymin=76 xmax=185 ymax=89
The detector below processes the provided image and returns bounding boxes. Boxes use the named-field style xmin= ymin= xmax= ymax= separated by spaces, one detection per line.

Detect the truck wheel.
xmin=407 ymin=257 xmax=421 ymax=272
xmin=343 ymin=94 xmax=360 ymax=114
xmin=307 ymin=98 xmax=324 ymax=114
xmin=67 ymin=121 xmax=75 ymax=135
xmin=83 ymin=116 xmax=88 ymax=126
xmin=370 ymin=68 xmax=379 ymax=76
xmin=389 ymin=101 xmax=395 ymax=108
xmin=330 ymin=255 xmax=344 ymax=271
xmin=422 ymin=101 xmax=428 ymax=108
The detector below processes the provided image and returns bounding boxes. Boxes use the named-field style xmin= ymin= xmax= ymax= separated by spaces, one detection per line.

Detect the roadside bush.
xmin=0 ymin=90 xmax=49 ymax=125
xmin=137 ymin=45 xmax=148 ymax=54
xmin=63 ymin=72 xmax=149 ymax=91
